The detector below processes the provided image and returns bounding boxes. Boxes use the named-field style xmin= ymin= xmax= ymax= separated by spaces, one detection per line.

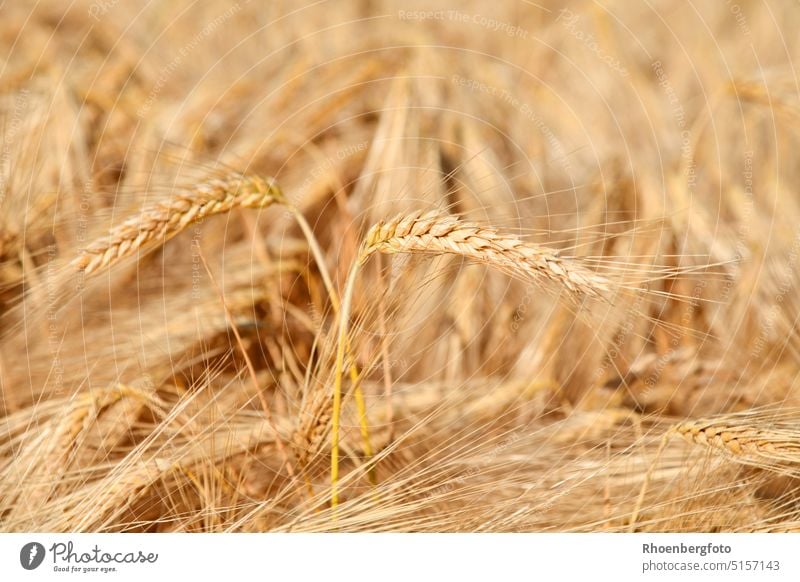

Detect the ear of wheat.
xmin=72 ymin=174 xmax=284 ymax=277
xmin=674 ymin=417 xmax=800 ymax=461
xmin=360 ymin=211 xmax=611 ymax=297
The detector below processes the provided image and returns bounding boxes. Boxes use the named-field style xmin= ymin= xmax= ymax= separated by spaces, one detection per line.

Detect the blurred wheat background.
xmin=1 ymin=0 xmax=800 ymax=532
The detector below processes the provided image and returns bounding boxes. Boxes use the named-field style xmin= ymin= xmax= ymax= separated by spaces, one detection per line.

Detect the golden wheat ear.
xmin=71 ymin=174 xmax=284 ymax=278
xmin=360 ymin=210 xmax=612 ymax=297
xmin=0 ymin=174 xmax=285 ymax=343
xmin=674 ymin=414 xmax=800 ymax=466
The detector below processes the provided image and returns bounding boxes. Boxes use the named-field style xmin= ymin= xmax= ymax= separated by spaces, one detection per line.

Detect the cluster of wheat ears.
xmin=2 ymin=0 xmax=800 ymax=532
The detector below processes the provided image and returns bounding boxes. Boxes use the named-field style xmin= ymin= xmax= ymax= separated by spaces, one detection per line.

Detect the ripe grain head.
xmin=674 ymin=417 xmax=800 ymax=460
xmin=360 ymin=210 xmax=612 ymax=298
xmin=72 ymin=174 xmax=284 ymax=277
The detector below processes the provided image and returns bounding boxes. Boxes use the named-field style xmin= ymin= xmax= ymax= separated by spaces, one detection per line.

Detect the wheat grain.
xmin=72 ymin=174 xmax=284 ymax=276
xmin=360 ymin=211 xmax=611 ymax=297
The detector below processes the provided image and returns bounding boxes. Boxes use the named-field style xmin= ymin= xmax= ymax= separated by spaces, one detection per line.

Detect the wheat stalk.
xmin=329 ymin=211 xmax=613 ymax=509
xmin=72 ymin=174 xmax=284 ymax=276
xmin=70 ymin=172 xmax=377 ymax=497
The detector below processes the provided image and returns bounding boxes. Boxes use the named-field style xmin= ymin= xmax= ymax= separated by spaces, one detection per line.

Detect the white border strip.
xmin=1 ymin=533 xmax=798 ymax=581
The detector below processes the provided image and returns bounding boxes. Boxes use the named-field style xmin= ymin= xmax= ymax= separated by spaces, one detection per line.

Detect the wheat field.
xmin=1 ymin=0 xmax=800 ymax=532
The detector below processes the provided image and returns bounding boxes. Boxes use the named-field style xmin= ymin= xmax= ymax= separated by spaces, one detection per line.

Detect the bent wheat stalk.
xmin=290 ymin=211 xmax=376 ymax=477
xmin=330 ymin=211 xmax=613 ymax=509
